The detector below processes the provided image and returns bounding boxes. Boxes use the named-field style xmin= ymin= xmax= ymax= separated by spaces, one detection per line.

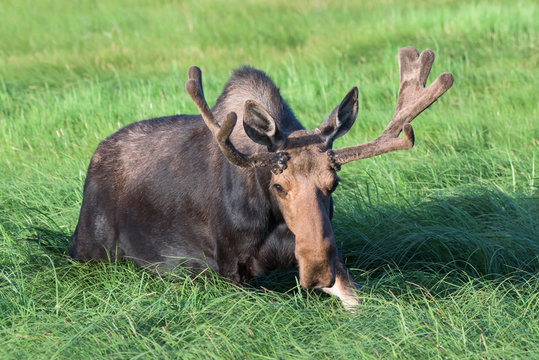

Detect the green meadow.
xmin=1 ymin=0 xmax=537 ymax=358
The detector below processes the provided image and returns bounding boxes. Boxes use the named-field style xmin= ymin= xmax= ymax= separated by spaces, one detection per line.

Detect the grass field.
xmin=1 ymin=0 xmax=537 ymax=358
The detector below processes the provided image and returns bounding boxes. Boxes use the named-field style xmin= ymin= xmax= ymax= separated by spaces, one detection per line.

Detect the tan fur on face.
xmin=270 ymin=139 xmax=340 ymax=288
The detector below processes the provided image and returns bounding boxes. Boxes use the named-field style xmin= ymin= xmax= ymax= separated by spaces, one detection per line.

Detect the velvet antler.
xmin=328 ymin=47 xmax=454 ymax=167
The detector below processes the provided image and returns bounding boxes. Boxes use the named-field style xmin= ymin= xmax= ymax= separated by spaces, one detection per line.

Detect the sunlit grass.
xmin=0 ymin=0 xmax=537 ymax=358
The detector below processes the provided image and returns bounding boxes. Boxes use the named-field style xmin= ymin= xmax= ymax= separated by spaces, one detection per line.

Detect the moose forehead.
xmin=274 ymin=132 xmax=337 ymax=184
xmin=285 ymin=147 xmax=330 ymax=173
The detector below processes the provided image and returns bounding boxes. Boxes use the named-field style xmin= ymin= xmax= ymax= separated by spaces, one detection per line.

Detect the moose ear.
xmin=317 ymin=87 xmax=358 ymax=144
xmin=243 ymin=100 xmax=286 ymax=150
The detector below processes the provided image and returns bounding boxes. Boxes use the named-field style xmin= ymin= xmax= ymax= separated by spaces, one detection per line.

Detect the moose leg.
xmin=322 ymin=254 xmax=359 ymax=309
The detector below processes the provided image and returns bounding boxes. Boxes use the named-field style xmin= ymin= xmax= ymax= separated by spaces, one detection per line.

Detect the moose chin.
xmin=69 ymin=47 xmax=453 ymax=309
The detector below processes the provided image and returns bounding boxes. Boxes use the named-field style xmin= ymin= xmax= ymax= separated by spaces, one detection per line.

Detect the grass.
xmin=0 ymin=0 xmax=537 ymax=358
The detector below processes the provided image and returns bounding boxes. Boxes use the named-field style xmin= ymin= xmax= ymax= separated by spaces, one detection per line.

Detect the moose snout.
xmin=296 ymin=239 xmax=337 ymax=289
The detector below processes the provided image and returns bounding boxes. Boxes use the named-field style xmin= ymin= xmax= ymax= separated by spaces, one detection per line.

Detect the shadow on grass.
xmin=14 ymin=187 xmax=539 ymax=293
xmin=334 ymin=187 xmax=538 ymax=279
xmin=24 ymin=226 xmax=71 ymax=257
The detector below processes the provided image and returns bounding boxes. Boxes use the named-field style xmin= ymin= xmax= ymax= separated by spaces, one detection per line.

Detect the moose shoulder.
xmin=69 ymin=47 xmax=453 ymax=308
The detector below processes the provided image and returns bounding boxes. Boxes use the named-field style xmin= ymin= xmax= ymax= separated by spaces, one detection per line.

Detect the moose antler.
xmin=185 ymin=66 xmax=290 ymax=173
xmin=328 ymin=47 xmax=454 ymax=167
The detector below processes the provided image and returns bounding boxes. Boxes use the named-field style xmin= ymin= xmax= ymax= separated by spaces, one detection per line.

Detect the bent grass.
xmin=1 ymin=0 xmax=537 ymax=358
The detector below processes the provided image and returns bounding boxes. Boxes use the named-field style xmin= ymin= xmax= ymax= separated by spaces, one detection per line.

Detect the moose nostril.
xmin=317 ymin=276 xmax=335 ymax=289
xmin=327 ymin=277 xmax=336 ymax=288
xmin=302 ymin=276 xmax=335 ymax=289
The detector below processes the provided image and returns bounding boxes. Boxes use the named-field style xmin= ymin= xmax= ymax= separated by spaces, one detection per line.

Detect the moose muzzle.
xmin=295 ymin=236 xmax=337 ymax=289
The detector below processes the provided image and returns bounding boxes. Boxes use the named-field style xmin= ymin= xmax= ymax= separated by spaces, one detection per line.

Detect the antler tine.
xmin=329 ymin=47 xmax=453 ymax=167
xmin=216 ymin=112 xmax=252 ymax=168
xmin=185 ymin=66 xmax=220 ymax=136
xmin=381 ymin=47 xmax=454 ymax=138
xmin=185 ymin=66 xmax=248 ymax=167
xmin=185 ymin=66 xmax=290 ymax=173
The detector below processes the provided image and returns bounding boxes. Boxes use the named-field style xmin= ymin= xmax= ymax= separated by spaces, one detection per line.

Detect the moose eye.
xmin=272 ymin=183 xmax=287 ymax=196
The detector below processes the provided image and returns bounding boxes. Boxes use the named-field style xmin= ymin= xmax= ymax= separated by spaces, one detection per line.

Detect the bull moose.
xmin=69 ymin=47 xmax=453 ymax=308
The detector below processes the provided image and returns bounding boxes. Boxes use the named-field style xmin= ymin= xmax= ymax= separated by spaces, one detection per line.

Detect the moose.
xmin=69 ymin=47 xmax=453 ymax=308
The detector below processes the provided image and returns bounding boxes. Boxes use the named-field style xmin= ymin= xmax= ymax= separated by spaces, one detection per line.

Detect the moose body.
xmin=70 ymin=47 xmax=453 ymax=308
xmin=71 ymin=68 xmax=306 ymax=281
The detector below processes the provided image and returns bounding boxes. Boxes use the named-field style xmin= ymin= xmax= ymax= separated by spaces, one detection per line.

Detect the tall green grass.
xmin=1 ymin=0 xmax=537 ymax=358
